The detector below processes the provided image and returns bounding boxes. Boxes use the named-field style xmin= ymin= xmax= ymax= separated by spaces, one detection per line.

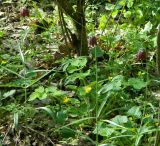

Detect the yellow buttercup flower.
xmin=129 ymin=117 xmax=133 ymax=121
xmin=108 ymin=76 xmax=112 ymax=81
xmin=144 ymin=114 xmax=150 ymax=118
xmin=155 ymin=123 xmax=159 ymax=126
xmin=63 ymin=97 xmax=69 ymax=103
xmin=1 ymin=60 xmax=7 ymax=65
xmin=137 ymin=71 xmax=144 ymax=76
xmin=84 ymin=86 xmax=92 ymax=93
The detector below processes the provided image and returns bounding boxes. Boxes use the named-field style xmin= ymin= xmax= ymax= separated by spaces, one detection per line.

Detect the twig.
xmin=2 ymin=124 xmax=12 ymax=144
xmin=22 ymin=125 xmax=55 ymax=145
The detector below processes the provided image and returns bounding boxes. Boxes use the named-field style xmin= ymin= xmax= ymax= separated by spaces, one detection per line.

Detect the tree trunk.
xmin=54 ymin=0 xmax=89 ymax=56
xmin=74 ymin=10 xmax=88 ymax=56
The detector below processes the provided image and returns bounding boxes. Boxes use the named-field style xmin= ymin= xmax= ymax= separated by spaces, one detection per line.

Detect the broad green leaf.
xmin=40 ymin=93 xmax=47 ymax=100
xmin=112 ymin=10 xmax=119 ymax=18
xmin=35 ymin=86 xmax=45 ymax=93
xmin=3 ymin=90 xmax=16 ymax=98
xmin=127 ymin=0 xmax=134 ymax=8
xmin=65 ymin=70 xmax=90 ymax=85
xmin=105 ymin=3 xmax=115 ymax=11
xmin=119 ymin=0 xmax=126 ymax=6
xmin=71 ymin=57 xmax=87 ymax=67
xmin=50 ymin=90 xmax=66 ymax=97
xmin=93 ymin=122 xmax=114 ymax=137
xmin=142 ymin=21 xmax=153 ymax=33
xmin=98 ymin=127 xmax=114 ymax=137
xmin=103 ymin=119 xmax=127 ymax=129
xmin=91 ymin=47 xmax=104 ymax=58
xmin=136 ymin=9 xmax=143 ymax=19
xmin=28 ymin=92 xmax=39 ymax=101
xmin=62 ymin=57 xmax=87 ymax=73
xmin=99 ymin=15 xmax=107 ymax=29
xmin=45 ymin=86 xmax=57 ymax=93
xmin=124 ymin=11 xmax=132 ymax=18
xmin=111 ymin=115 xmax=128 ymax=125
xmin=128 ymin=78 xmax=147 ymax=90
xmin=127 ymin=106 xmax=142 ymax=118
xmin=99 ymin=75 xmax=124 ymax=93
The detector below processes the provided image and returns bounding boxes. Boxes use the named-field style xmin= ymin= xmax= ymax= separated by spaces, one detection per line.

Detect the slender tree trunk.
xmin=74 ymin=9 xmax=88 ymax=56
xmin=54 ymin=0 xmax=89 ymax=56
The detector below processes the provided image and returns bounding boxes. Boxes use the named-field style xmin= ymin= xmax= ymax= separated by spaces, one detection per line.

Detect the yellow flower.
xmin=108 ymin=76 xmax=112 ymax=81
xmin=1 ymin=60 xmax=7 ymax=65
xmin=155 ymin=123 xmax=159 ymax=126
xmin=144 ymin=114 xmax=150 ymax=118
xmin=137 ymin=71 xmax=144 ymax=76
xmin=129 ymin=117 xmax=133 ymax=121
xmin=84 ymin=86 xmax=92 ymax=93
xmin=63 ymin=97 xmax=69 ymax=103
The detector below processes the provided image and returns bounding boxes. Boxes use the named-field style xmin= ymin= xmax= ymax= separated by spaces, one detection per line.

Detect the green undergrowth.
xmin=0 ymin=0 xmax=160 ymax=145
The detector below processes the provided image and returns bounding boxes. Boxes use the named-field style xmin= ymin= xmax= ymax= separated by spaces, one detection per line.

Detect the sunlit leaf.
xmin=3 ymin=90 xmax=16 ymax=98
xmin=127 ymin=106 xmax=142 ymax=118
xmin=111 ymin=115 xmax=128 ymax=125
xmin=128 ymin=78 xmax=147 ymax=90
xmin=127 ymin=0 xmax=134 ymax=8
xmin=99 ymin=75 xmax=124 ymax=93
xmin=142 ymin=21 xmax=153 ymax=33
xmin=91 ymin=47 xmax=104 ymax=58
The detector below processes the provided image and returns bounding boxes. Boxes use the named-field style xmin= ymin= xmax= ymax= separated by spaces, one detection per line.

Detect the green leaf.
xmin=28 ymin=92 xmax=39 ymax=101
xmin=71 ymin=57 xmax=87 ymax=67
xmin=99 ymin=127 xmax=114 ymax=137
xmin=61 ymin=57 xmax=87 ymax=73
xmin=127 ymin=0 xmax=134 ymax=8
xmin=124 ymin=11 xmax=132 ymax=18
xmin=36 ymin=107 xmax=55 ymax=122
xmin=111 ymin=115 xmax=128 ymax=125
xmin=136 ymin=9 xmax=143 ymax=19
xmin=112 ymin=10 xmax=119 ymax=18
xmin=91 ymin=47 xmax=104 ymax=58
xmin=105 ymin=3 xmax=115 ymax=11
xmin=40 ymin=93 xmax=47 ymax=100
xmin=128 ymin=78 xmax=147 ymax=90
xmin=60 ymin=127 xmax=76 ymax=138
xmin=119 ymin=0 xmax=126 ymax=6
xmin=13 ymin=112 xmax=19 ymax=130
xmin=56 ymin=111 xmax=67 ymax=125
xmin=99 ymin=75 xmax=124 ymax=93
xmin=65 ymin=70 xmax=90 ymax=85
xmin=93 ymin=122 xmax=114 ymax=137
xmin=35 ymin=86 xmax=45 ymax=93
xmin=127 ymin=106 xmax=142 ymax=118
xmin=50 ymin=89 xmax=66 ymax=97
xmin=0 ymin=31 xmax=4 ymax=38
xmin=99 ymin=15 xmax=107 ymax=29
xmin=142 ymin=21 xmax=153 ymax=33
xmin=45 ymin=86 xmax=57 ymax=93
xmin=3 ymin=90 xmax=16 ymax=98
xmin=29 ymin=86 xmax=48 ymax=101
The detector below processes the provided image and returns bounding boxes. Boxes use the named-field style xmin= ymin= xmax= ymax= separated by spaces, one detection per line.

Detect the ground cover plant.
xmin=0 ymin=0 xmax=160 ymax=145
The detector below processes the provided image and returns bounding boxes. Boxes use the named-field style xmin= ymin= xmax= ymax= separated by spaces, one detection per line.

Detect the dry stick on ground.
xmin=22 ymin=126 xmax=55 ymax=145
xmin=2 ymin=124 xmax=12 ymax=144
